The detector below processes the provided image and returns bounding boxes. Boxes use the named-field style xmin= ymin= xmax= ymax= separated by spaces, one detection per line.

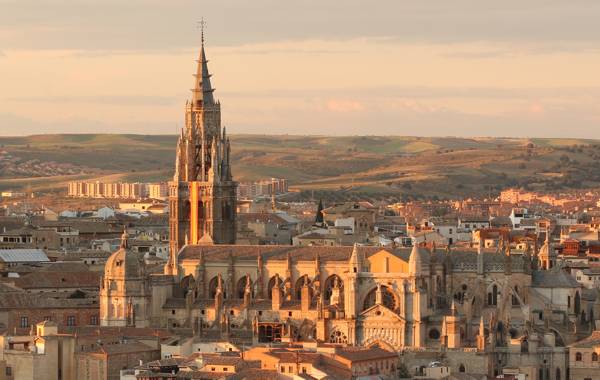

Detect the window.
xmin=20 ymin=316 xmax=28 ymax=328
xmin=90 ymin=315 xmax=98 ymax=325
xmin=593 ymin=352 xmax=598 ymax=362
xmin=576 ymin=352 xmax=583 ymax=361
xmin=429 ymin=329 xmax=440 ymax=340
xmin=5 ymin=367 xmax=11 ymax=376
xmin=66 ymin=315 xmax=76 ymax=327
xmin=44 ymin=316 xmax=51 ymax=321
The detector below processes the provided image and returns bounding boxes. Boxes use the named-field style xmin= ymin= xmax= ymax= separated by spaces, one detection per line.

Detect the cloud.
xmin=2 ymin=0 xmax=600 ymax=51
xmin=325 ymin=99 xmax=364 ymax=113
xmin=6 ymin=95 xmax=178 ymax=106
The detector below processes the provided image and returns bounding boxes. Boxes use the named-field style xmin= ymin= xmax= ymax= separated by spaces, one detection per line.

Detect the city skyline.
xmin=1 ymin=0 xmax=600 ymax=138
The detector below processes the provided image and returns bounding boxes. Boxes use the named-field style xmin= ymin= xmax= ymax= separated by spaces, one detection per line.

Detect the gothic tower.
xmin=166 ymin=36 xmax=236 ymax=276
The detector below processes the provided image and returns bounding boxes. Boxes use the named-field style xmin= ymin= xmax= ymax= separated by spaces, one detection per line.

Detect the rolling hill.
xmin=1 ymin=134 xmax=599 ymax=202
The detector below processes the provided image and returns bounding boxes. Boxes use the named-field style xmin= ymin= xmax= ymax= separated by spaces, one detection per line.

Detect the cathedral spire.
xmin=192 ymin=21 xmax=215 ymax=107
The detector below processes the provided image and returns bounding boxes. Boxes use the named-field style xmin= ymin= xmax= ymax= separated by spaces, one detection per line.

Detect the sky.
xmin=1 ymin=0 xmax=600 ymax=138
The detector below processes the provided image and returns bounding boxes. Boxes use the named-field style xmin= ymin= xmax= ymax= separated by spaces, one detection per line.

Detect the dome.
xmin=409 ymin=244 xmax=429 ymax=276
xmin=105 ymin=231 xmax=144 ymax=279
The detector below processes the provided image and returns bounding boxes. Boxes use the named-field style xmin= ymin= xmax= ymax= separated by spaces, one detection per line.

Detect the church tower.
xmin=167 ymin=32 xmax=237 ymax=275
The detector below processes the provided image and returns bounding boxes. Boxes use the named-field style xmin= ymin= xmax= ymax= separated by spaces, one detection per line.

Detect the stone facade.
xmin=96 ymin=41 xmax=592 ymax=380
xmin=167 ymin=39 xmax=236 ymax=276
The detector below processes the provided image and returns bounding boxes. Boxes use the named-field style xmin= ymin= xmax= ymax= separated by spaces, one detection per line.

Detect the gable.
xmin=360 ymin=304 xmax=405 ymax=323
xmin=367 ymin=250 xmax=408 ymax=274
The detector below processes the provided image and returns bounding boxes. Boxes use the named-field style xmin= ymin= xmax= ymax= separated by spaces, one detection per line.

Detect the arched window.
xmin=295 ymin=276 xmax=312 ymax=300
xmin=363 ymin=286 xmax=398 ymax=311
xmin=593 ymin=352 xmax=598 ymax=362
xmin=512 ymin=285 xmax=519 ymax=306
xmin=183 ymin=200 xmax=191 ymax=220
xmin=267 ymin=276 xmax=279 ymax=299
xmin=329 ymin=329 xmax=348 ymax=344
xmin=236 ymin=276 xmax=253 ymax=299
xmin=323 ymin=275 xmax=343 ymax=304
xmin=198 ymin=201 xmax=204 ymax=220
xmin=556 ymin=368 xmax=561 ymax=380
xmin=575 ymin=352 xmax=583 ymax=361
xmin=488 ymin=284 xmax=498 ymax=306
xmin=208 ymin=276 xmax=226 ymax=299
xmin=459 ymin=364 xmax=466 ymax=373
xmin=428 ymin=329 xmax=440 ymax=340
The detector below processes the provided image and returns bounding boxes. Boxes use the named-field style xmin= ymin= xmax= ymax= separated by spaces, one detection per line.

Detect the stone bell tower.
xmin=166 ymin=31 xmax=237 ymax=276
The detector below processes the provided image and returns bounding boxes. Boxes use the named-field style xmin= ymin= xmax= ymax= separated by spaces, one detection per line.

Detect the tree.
xmin=397 ymin=362 xmax=411 ymax=378
xmin=314 ymin=199 xmax=324 ymax=225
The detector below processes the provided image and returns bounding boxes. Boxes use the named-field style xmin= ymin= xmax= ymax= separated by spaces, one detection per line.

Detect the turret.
xmin=243 ymin=274 xmax=252 ymax=308
xmin=214 ymin=274 xmax=224 ymax=318
xmin=257 ymin=253 xmax=265 ymax=298
xmin=409 ymin=243 xmax=429 ymax=277
xmin=445 ymin=301 xmax=461 ymax=348
xmin=349 ymin=243 xmax=361 ymax=274
xmin=504 ymin=244 xmax=512 ymax=276
xmin=476 ymin=315 xmax=486 ymax=351
xmin=301 ymin=275 xmax=311 ymax=313
xmin=477 ymin=237 xmax=484 ymax=276
xmin=272 ymin=274 xmax=283 ymax=311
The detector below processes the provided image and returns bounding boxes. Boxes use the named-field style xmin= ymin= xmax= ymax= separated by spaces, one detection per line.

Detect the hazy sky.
xmin=1 ymin=0 xmax=600 ymax=137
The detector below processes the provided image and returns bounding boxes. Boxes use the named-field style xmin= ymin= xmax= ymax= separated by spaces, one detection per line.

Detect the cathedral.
xmin=99 ymin=39 xmax=598 ymax=379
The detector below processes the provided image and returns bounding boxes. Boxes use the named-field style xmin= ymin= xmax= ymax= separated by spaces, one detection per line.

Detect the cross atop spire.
xmin=192 ymin=18 xmax=215 ymax=107
xmin=198 ymin=18 xmax=207 ymax=47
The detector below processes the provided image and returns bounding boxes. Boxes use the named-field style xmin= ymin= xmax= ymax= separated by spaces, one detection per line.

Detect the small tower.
xmin=476 ymin=315 xmax=486 ymax=351
xmin=167 ymin=27 xmax=237 ymax=274
xmin=100 ymin=230 xmax=150 ymax=327
xmin=349 ymin=243 xmax=362 ymax=274
xmin=445 ymin=301 xmax=461 ymax=348
xmin=272 ymin=274 xmax=283 ymax=311
xmin=504 ymin=244 xmax=512 ymax=276
xmin=314 ymin=199 xmax=324 ymax=226
xmin=538 ymin=228 xmax=555 ymax=270
xmin=301 ymin=275 xmax=311 ymax=313
xmin=477 ymin=236 xmax=484 ymax=276
xmin=345 ymin=244 xmax=361 ymax=319
xmin=214 ymin=274 xmax=224 ymax=319
xmin=257 ymin=253 xmax=265 ymax=298
xmin=243 ymin=274 xmax=252 ymax=308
